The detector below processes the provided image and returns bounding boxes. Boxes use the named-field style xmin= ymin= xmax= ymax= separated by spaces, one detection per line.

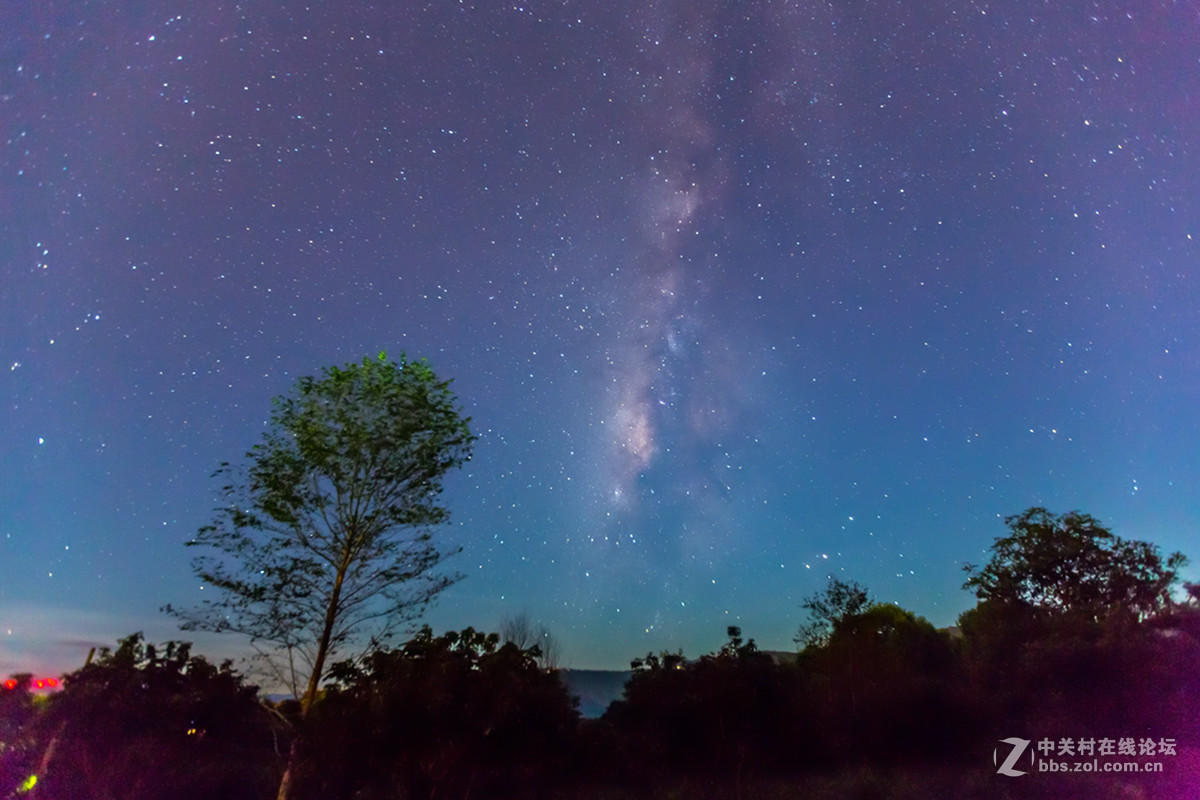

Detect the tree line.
xmin=2 ymin=355 xmax=1196 ymax=799
xmin=4 ymin=541 xmax=1197 ymax=799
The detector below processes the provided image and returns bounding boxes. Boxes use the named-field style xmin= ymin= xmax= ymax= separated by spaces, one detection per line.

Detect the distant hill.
xmin=559 ymin=669 xmax=631 ymax=718
xmin=762 ymin=650 xmax=797 ymax=665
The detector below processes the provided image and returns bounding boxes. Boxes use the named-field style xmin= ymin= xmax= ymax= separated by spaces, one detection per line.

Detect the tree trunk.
xmin=275 ymin=737 xmax=299 ymax=800
xmin=301 ymin=561 xmax=348 ymax=713
xmin=276 ymin=557 xmax=350 ymax=800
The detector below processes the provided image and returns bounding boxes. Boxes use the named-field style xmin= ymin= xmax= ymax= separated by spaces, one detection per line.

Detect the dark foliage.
xmin=295 ymin=626 xmax=579 ymax=800
xmin=958 ymin=599 xmax=1200 ymax=747
xmin=963 ymin=507 xmax=1187 ymax=623
xmin=6 ymin=507 xmax=1196 ymax=799
xmin=802 ymin=604 xmax=964 ymax=765
xmin=0 ymin=675 xmax=41 ymax=798
xmin=795 ymin=576 xmax=875 ymax=650
xmin=16 ymin=634 xmax=281 ymax=800
xmin=954 ymin=507 xmax=1198 ymax=758
xmin=600 ymin=627 xmax=808 ymax=788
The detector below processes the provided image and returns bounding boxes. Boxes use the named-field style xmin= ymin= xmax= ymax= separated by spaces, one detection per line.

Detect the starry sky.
xmin=2 ymin=0 xmax=1198 ymax=677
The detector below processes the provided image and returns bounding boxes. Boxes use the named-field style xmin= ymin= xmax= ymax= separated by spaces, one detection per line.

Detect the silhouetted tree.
xmin=629 ymin=649 xmax=686 ymax=672
xmin=957 ymin=510 xmax=1196 ymax=753
xmin=955 ymin=599 xmax=1049 ymax=733
xmin=963 ymin=507 xmax=1187 ymax=623
xmin=605 ymin=627 xmax=804 ymax=791
xmin=794 ymin=576 xmax=874 ymax=650
xmin=500 ymin=611 xmax=563 ymax=670
xmin=805 ymin=604 xmax=958 ymax=764
xmin=299 ymin=626 xmax=579 ymax=800
xmin=165 ymin=353 xmax=474 ymax=800
xmin=958 ymin=598 xmax=1200 ymax=747
xmin=23 ymin=634 xmax=279 ymax=800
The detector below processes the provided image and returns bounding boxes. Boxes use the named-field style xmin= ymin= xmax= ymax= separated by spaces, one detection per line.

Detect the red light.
xmin=2 ymin=678 xmax=59 ymax=691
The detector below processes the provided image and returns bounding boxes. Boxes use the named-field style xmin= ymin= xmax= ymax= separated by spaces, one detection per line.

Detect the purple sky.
xmin=2 ymin=0 xmax=1197 ymax=678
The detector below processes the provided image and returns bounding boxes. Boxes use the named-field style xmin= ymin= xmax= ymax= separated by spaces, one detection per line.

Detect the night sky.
xmin=3 ymin=0 xmax=1198 ymax=678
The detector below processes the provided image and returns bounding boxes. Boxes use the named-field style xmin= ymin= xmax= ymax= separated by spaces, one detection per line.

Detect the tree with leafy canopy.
xmin=794 ymin=576 xmax=874 ymax=650
xmin=165 ymin=353 xmax=473 ymax=800
xmin=959 ymin=508 xmax=1195 ymax=746
xmin=962 ymin=507 xmax=1187 ymax=622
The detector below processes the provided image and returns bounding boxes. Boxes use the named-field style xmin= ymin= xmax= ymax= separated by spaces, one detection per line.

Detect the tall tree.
xmin=165 ymin=353 xmax=474 ymax=799
xmin=963 ymin=507 xmax=1187 ymax=622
